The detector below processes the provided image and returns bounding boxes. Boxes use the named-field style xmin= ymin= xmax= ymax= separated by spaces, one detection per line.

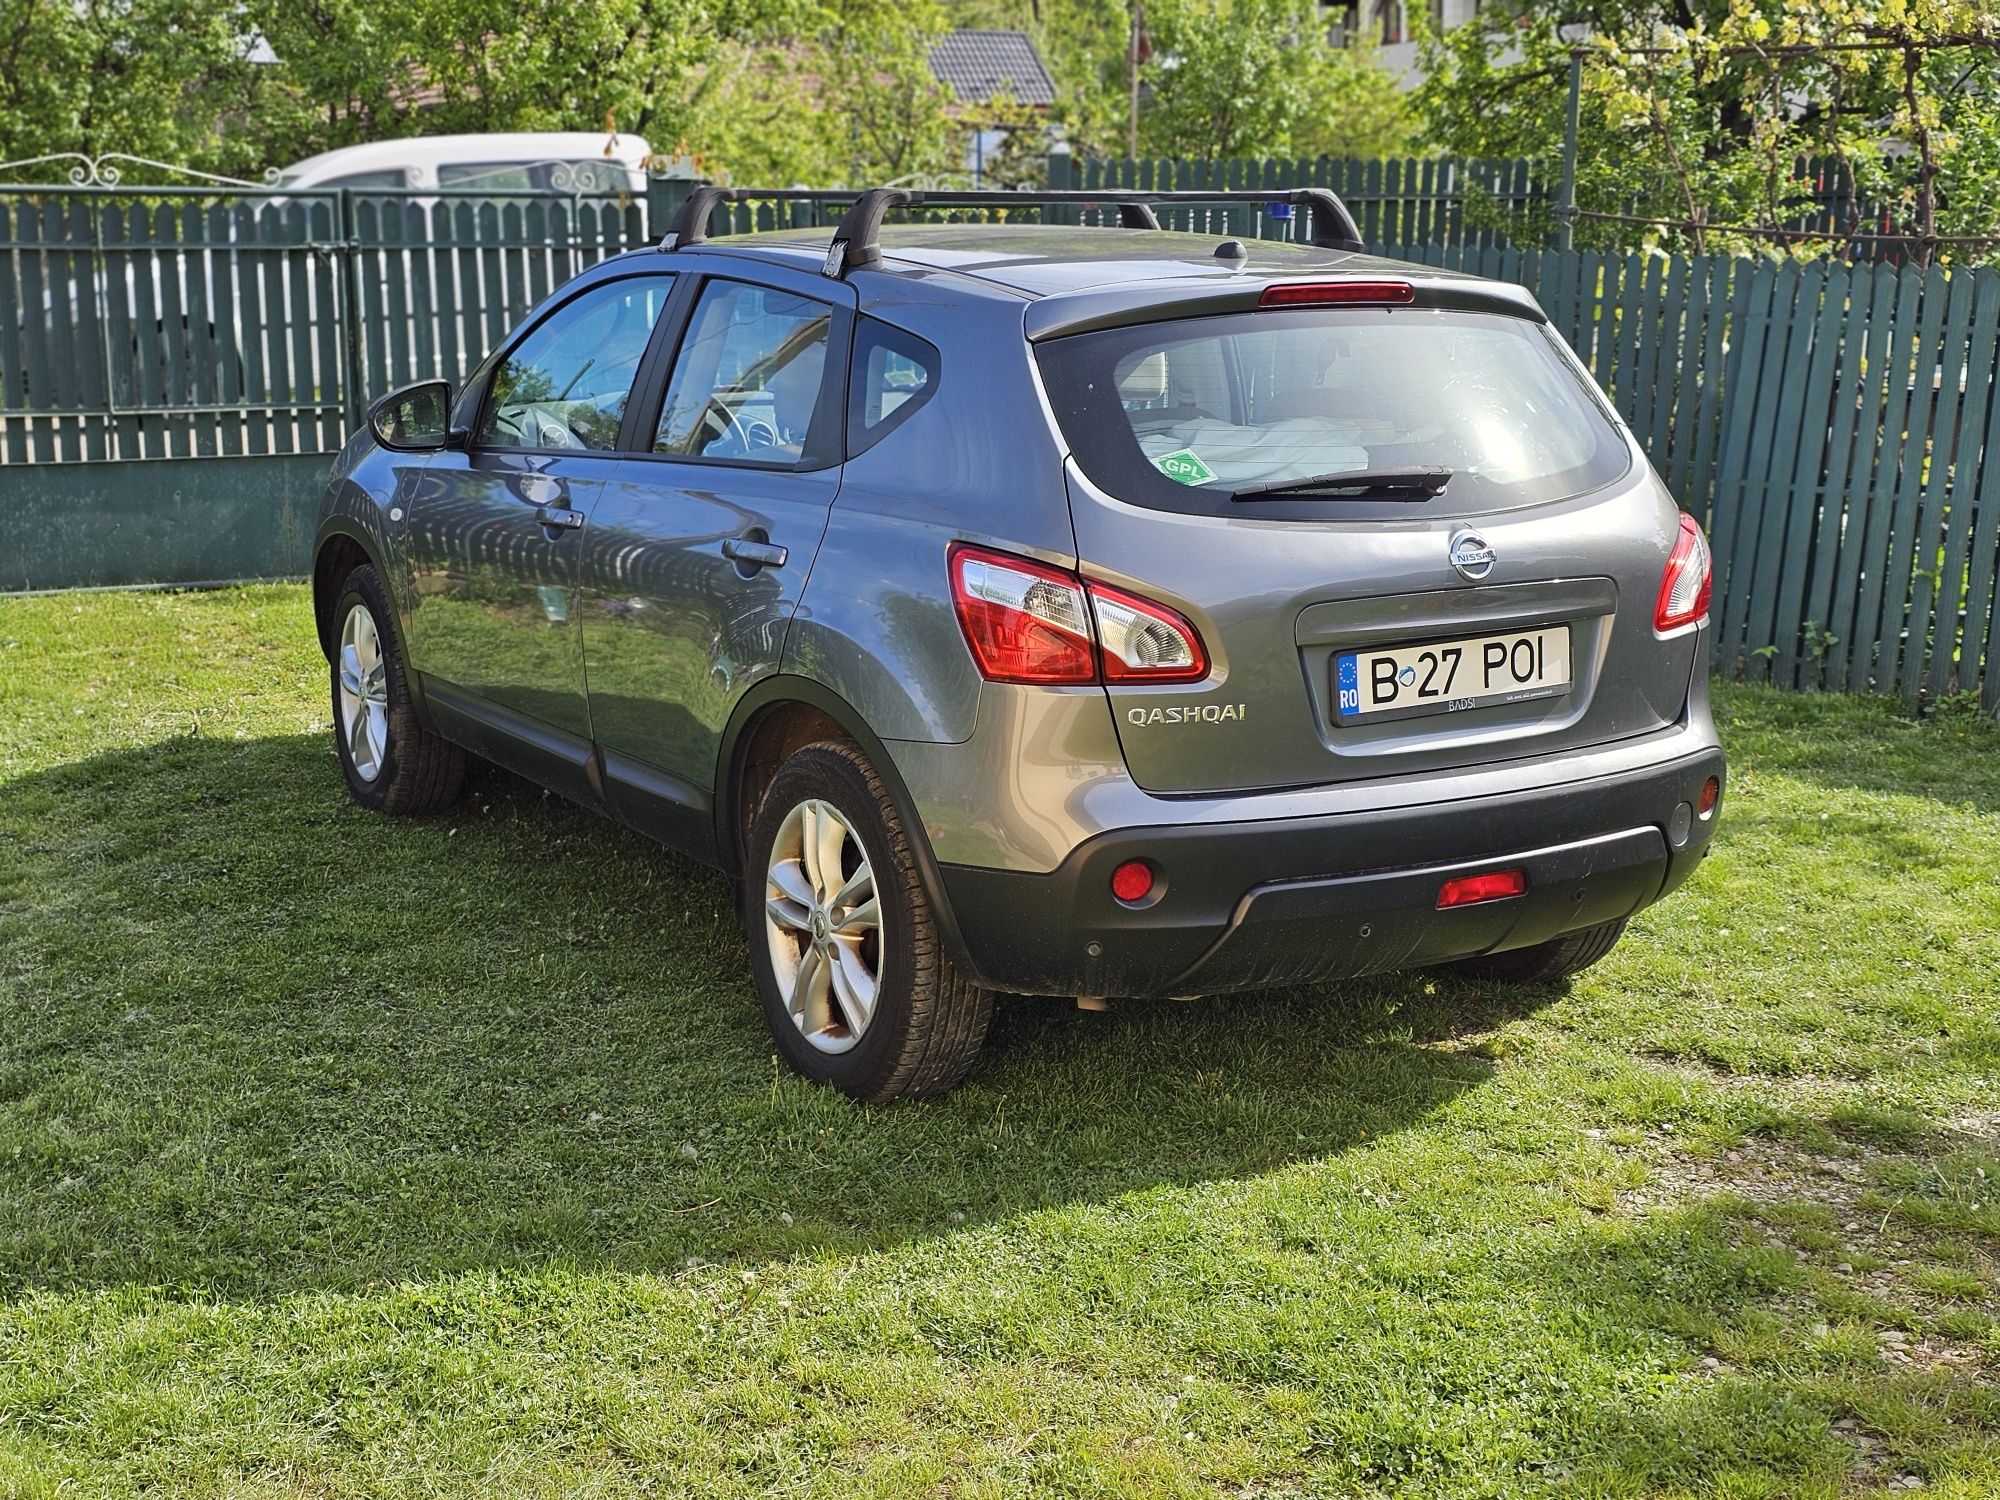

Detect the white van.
xmin=275 ymin=132 xmax=651 ymax=196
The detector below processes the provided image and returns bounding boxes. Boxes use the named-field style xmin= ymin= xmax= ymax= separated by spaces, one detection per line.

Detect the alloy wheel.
xmin=763 ymin=798 xmax=883 ymax=1054
xmin=336 ymin=602 xmax=390 ymax=783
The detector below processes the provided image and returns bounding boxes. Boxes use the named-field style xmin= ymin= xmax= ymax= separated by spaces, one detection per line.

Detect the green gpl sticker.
xmin=1154 ymin=448 xmax=1216 ymax=485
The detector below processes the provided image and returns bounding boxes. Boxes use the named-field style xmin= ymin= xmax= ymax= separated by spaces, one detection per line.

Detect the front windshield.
xmin=1037 ymin=306 xmax=1631 ymax=514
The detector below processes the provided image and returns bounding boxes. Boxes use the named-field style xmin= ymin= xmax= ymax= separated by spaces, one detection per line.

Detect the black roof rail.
xmin=821 ymin=186 xmax=1367 ymax=277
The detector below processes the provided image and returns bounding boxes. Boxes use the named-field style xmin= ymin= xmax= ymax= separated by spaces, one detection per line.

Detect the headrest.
xmin=1116 ymin=351 xmax=1169 ymax=405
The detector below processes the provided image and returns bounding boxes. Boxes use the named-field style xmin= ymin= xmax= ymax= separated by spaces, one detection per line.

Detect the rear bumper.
xmin=936 ymin=743 xmax=1724 ymax=996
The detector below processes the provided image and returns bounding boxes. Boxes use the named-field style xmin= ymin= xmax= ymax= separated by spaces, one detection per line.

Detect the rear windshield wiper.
xmin=1232 ymin=466 xmax=1453 ymax=501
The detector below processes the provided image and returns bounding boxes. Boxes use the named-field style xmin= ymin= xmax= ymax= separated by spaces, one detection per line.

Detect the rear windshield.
xmin=1035 ymin=306 xmax=1631 ymax=516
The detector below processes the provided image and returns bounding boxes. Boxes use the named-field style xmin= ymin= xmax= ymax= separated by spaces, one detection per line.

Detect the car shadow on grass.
xmin=0 ymin=731 xmax=1553 ymax=1300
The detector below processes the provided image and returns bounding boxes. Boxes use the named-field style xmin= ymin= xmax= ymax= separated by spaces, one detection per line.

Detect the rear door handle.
xmin=721 ymin=537 xmax=788 ymax=569
xmin=534 ymin=504 xmax=584 ymax=531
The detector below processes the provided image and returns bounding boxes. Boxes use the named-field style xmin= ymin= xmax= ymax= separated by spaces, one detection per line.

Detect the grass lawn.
xmin=1 ymin=584 xmax=1996 ymax=1498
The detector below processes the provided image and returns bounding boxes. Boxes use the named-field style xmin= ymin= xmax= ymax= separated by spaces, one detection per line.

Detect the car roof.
xmin=280 ymin=133 xmax=652 ymax=183
xmin=645 ymin=223 xmax=1546 ymax=338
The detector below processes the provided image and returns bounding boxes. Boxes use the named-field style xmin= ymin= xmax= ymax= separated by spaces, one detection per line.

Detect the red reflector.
xmin=1698 ymin=776 xmax=1720 ymax=816
xmin=1110 ymin=859 xmax=1155 ymax=904
xmin=1436 ymin=869 xmax=1527 ymax=909
xmin=1260 ymin=281 xmax=1415 ymax=308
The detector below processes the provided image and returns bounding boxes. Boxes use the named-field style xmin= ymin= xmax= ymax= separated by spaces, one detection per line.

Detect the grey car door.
xmin=578 ymin=267 xmax=853 ymax=855
xmin=406 ymin=272 xmax=676 ymax=803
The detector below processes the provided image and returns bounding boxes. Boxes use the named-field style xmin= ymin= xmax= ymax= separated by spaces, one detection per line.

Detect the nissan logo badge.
xmin=1449 ymin=529 xmax=1496 ymax=581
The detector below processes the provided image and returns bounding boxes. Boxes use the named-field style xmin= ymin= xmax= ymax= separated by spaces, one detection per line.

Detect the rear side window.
xmin=847 ymin=317 xmax=939 ymax=456
xmin=654 ymin=280 xmax=837 ymax=468
xmin=1036 ymin=307 xmax=1630 ymax=516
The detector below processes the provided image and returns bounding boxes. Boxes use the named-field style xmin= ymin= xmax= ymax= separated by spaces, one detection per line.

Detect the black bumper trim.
xmin=935 ymin=744 xmax=1723 ymax=997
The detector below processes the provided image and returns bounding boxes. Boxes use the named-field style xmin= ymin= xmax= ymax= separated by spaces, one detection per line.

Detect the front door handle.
xmin=721 ymin=536 xmax=788 ymax=570
xmin=534 ymin=504 xmax=584 ymax=532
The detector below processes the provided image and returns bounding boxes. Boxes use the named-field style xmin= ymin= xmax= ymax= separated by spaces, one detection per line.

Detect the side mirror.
xmin=367 ymin=380 xmax=454 ymax=451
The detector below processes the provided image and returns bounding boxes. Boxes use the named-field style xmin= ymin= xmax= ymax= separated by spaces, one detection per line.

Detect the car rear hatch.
xmin=1033 ymin=281 xmax=1704 ymax=797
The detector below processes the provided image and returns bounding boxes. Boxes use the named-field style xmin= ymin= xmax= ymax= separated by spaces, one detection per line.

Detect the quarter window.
xmin=655 ymin=280 xmax=834 ymax=466
xmin=477 ymin=276 xmax=674 ymax=451
xmin=847 ymin=316 xmax=938 ymax=457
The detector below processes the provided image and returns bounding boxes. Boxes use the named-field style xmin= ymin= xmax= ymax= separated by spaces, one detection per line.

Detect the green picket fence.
xmin=1398 ymin=243 xmax=2000 ymax=710
xmin=1051 ymin=154 xmax=1547 ymax=250
xmin=2 ymin=175 xmax=1996 ymax=714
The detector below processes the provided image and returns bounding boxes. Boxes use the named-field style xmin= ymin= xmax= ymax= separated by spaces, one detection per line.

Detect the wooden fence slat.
xmin=1804 ymin=262 xmax=1879 ymax=685
xmin=1874 ymin=268 xmax=1954 ymax=700
xmin=0 ymin=203 xmax=23 ymax=465
xmin=1929 ymin=269 xmax=2000 ymax=702
xmin=1730 ymin=263 xmax=1819 ymax=678
xmin=308 ymin=197 xmax=345 ymax=451
xmin=1900 ymin=269 xmax=1979 ymax=704
xmin=15 ymin=202 xmax=57 ymax=462
xmin=1849 ymin=268 xmax=1929 ymax=692
xmin=1841 ymin=266 xmax=1917 ymax=691
xmin=1958 ymin=276 xmax=2000 ymax=709
xmin=66 ymin=200 xmax=107 ymax=461
xmin=1767 ymin=264 xmax=1845 ymax=687
xmin=1707 ymin=259 xmax=1779 ymax=670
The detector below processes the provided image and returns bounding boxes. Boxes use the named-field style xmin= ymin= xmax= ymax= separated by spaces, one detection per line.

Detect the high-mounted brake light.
xmin=1655 ymin=512 xmax=1714 ymax=634
xmin=1260 ymin=281 xmax=1415 ymax=308
xmin=1436 ymin=869 xmax=1527 ymax=909
xmin=948 ymin=544 xmax=1210 ymax=687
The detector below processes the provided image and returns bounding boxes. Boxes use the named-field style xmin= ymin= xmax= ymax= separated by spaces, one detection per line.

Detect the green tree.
xmin=1135 ymin=0 xmax=1415 ymax=159
xmin=0 ymin=0 xmax=262 ymax=177
xmin=1414 ymin=0 xmax=2000 ymax=261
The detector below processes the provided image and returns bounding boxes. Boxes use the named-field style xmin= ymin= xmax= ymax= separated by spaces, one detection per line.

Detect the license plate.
xmin=1334 ymin=625 xmax=1571 ymax=723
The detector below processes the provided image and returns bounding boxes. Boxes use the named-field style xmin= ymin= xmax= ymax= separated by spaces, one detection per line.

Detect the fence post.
xmin=1558 ymin=52 xmax=1582 ymax=251
xmin=647 ymin=174 xmax=700 ymax=243
xmin=337 ymin=187 xmax=366 ymax=434
xmin=1046 ymin=146 xmax=1080 ymax=225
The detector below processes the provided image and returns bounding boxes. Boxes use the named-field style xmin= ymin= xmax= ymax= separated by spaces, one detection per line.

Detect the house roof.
xmin=926 ymin=30 xmax=1057 ymax=107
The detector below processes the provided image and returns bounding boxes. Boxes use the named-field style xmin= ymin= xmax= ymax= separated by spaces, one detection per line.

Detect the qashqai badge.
xmin=1449 ymin=529 xmax=1496 ymax=581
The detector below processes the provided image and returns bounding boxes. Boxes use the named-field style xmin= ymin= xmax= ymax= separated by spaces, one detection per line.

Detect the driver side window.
xmin=477 ymin=276 xmax=673 ymax=451
xmin=654 ymin=280 xmax=833 ymax=466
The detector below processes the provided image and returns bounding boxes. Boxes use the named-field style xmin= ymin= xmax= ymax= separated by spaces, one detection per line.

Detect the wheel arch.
xmin=311 ymin=523 xmax=376 ymax=659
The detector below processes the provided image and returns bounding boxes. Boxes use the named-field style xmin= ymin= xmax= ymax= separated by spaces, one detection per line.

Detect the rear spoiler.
xmin=1022 ymin=275 xmax=1550 ymax=342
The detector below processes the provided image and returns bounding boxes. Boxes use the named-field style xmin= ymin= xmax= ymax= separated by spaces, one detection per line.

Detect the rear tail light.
xmin=949 ymin=544 xmax=1209 ymax=686
xmin=1088 ymin=583 xmax=1207 ymax=683
xmin=1437 ymin=869 xmax=1527 ymax=908
xmin=1698 ymin=776 xmax=1720 ymax=817
xmin=1655 ymin=513 xmax=1713 ymax=633
xmin=1260 ymin=281 xmax=1415 ymax=308
xmin=949 ymin=545 xmax=1096 ymax=684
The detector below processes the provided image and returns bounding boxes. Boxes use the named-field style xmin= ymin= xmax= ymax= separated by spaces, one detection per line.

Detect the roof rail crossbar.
xmin=658 ymin=184 xmax=733 ymax=250
xmin=820 ymin=186 xmax=1364 ymax=276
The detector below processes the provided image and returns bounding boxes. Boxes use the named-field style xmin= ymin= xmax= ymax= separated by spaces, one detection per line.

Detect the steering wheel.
xmin=490 ymin=406 xmax=585 ymax=450
xmin=695 ymin=395 xmax=755 ymax=456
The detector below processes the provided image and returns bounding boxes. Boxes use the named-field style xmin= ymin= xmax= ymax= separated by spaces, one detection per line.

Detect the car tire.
xmin=329 ymin=563 xmax=465 ymax=816
xmin=1447 ymin=917 xmax=1628 ymax=986
xmin=744 ymin=741 xmax=993 ymax=1102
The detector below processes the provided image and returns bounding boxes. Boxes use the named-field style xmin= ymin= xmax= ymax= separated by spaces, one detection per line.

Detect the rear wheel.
xmin=744 ymin=741 xmax=992 ymax=1102
xmin=1448 ymin=918 xmax=1627 ymax=986
xmin=329 ymin=564 xmax=465 ymax=816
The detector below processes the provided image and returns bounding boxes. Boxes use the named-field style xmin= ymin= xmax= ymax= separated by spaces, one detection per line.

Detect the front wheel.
xmin=744 ymin=742 xmax=992 ymax=1102
xmin=329 ymin=564 xmax=465 ymax=816
xmin=1446 ymin=917 xmax=1628 ymax=986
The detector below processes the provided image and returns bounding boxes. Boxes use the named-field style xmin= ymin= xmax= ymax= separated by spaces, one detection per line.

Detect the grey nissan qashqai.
xmin=314 ymin=185 xmax=1724 ymax=1102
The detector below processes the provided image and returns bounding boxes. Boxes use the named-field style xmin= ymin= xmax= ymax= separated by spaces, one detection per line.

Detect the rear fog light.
xmin=1437 ymin=869 xmax=1527 ymax=908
